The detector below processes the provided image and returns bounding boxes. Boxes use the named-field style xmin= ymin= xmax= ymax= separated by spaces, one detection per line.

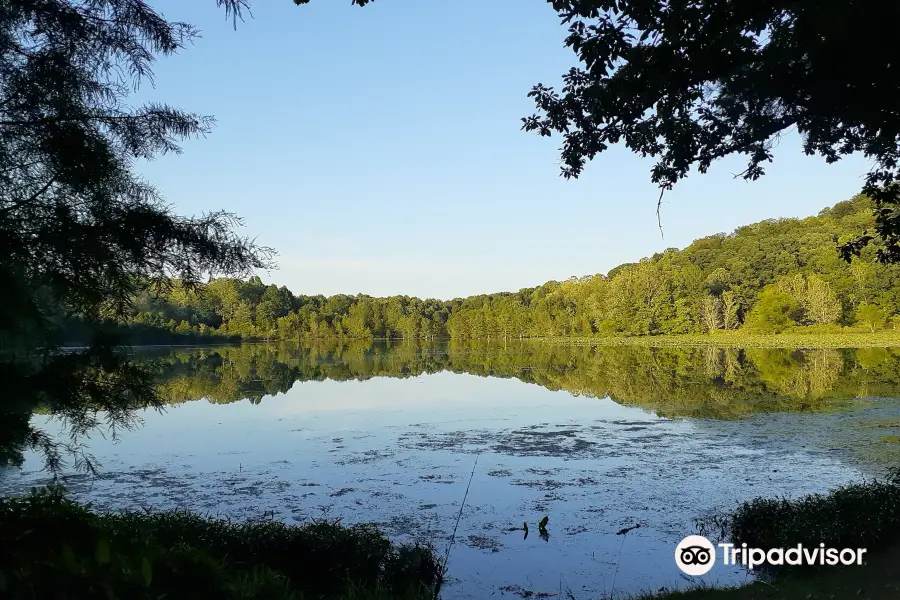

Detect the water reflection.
xmin=148 ymin=341 xmax=900 ymax=419
xmin=4 ymin=341 xmax=900 ymax=598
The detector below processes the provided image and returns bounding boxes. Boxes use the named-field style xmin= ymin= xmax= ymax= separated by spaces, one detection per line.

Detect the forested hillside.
xmin=98 ymin=196 xmax=900 ymax=342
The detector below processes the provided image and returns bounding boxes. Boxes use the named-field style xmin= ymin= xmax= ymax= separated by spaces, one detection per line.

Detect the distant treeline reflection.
xmin=147 ymin=342 xmax=900 ymax=419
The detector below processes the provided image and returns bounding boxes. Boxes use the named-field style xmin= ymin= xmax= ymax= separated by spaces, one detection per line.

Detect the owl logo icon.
xmin=675 ymin=535 xmax=716 ymax=576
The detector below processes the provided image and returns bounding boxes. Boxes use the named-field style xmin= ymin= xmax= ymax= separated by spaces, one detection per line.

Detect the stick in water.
xmin=436 ymin=453 xmax=480 ymax=596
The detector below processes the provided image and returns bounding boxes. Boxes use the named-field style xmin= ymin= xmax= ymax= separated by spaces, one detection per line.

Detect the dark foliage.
xmin=730 ymin=471 xmax=900 ymax=557
xmin=0 ymin=486 xmax=440 ymax=599
xmin=521 ymin=1 xmax=900 ymax=262
xmin=1 ymin=341 xmax=160 ymax=471
xmin=0 ymin=0 xmax=273 ymax=470
xmin=697 ymin=468 xmax=900 ymax=572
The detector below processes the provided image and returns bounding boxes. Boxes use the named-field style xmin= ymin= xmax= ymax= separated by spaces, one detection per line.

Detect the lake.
xmin=3 ymin=341 xmax=900 ymax=599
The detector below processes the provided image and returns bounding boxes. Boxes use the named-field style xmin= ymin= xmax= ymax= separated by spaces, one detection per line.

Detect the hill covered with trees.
xmin=98 ymin=195 xmax=900 ymax=343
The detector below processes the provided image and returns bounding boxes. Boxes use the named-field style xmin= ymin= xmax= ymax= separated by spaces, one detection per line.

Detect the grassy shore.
xmin=538 ymin=331 xmax=900 ymax=349
xmin=0 ymin=487 xmax=441 ymax=600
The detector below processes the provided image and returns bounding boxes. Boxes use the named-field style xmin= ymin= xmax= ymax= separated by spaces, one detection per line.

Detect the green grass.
xmin=0 ymin=486 xmax=440 ymax=600
xmin=539 ymin=331 xmax=900 ymax=348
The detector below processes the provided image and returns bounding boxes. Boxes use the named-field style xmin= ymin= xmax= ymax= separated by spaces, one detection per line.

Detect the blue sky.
xmin=138 ymin=0 xmax=870 ymax=300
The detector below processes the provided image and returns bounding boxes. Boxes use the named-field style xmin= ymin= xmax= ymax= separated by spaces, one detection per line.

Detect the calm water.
xmin=3 ymin=342 xmax=900 ymax=599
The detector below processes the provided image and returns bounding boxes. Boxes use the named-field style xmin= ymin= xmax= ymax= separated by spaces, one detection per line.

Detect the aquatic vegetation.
xmin=544 ymin=332 xmax=900 ymax=349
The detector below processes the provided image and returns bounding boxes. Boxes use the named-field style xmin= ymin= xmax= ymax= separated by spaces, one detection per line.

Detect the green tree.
xmin=256 ymin=285 xmax=293 ymax=338
xmin=856 ymin=304 xmax=888 ymax=333
xmin=849 ymin=260 xmax=876 ymax=305
xmin=240 ymin=276 xmax=267 ymax=306
xmin=229 ymin=301 xmax=255 ymax=335
xmin=206 ymin=278 xmax=242 ymax=324
xmin=1 ymin=0 xmax=271 ymax=469
xmin=705 ymin=268 xmax=731 ymax=296
xmin=276 ymin=312 xmax=302 ymax=341
xmin=776 ymin=274 xmax=842 ymax=325
xmin=804 ymin=275 xmax=842 ymax=325
xmin=722 ymin=291 xmax=740 ymax=331
xmin=104 ymin=196 xmax=900 ymax=344
xmin=744 ymin=286 xmax=801 ymax=334
xmin=700 ymin=295 xmax=722 ymax=333
xmin=344 ymin=301 xmax=374 ymax=339
xmin=399 ymin=313 xmax=423 ymax=339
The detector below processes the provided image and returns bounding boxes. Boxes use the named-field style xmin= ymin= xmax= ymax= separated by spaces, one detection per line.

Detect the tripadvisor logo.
xmin=675 ymin=535 xmax=716 ymax=576
xmin=675 ymin=536 xmax=868 ymax=575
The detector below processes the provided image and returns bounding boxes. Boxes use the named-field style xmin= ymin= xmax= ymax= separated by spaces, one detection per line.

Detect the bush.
xmin=0 ymin=486 xmax=440 ymax=600
xmin=698 ymin=468 xmax=900 ymax=570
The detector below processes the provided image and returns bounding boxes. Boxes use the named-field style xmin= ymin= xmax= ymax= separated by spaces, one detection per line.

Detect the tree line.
xmin=97 ymin=195 xmax=900 ymax=343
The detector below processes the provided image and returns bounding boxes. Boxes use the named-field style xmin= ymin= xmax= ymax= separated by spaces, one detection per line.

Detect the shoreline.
xmin=532 ymin=333 xmax=900 ymax=349
xmin=63 ymin=332 xmax=900 ymax=351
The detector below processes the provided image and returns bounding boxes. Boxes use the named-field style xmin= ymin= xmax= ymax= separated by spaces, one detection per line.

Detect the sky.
xmin=137 ymin=0 xmax=871 ymax=300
